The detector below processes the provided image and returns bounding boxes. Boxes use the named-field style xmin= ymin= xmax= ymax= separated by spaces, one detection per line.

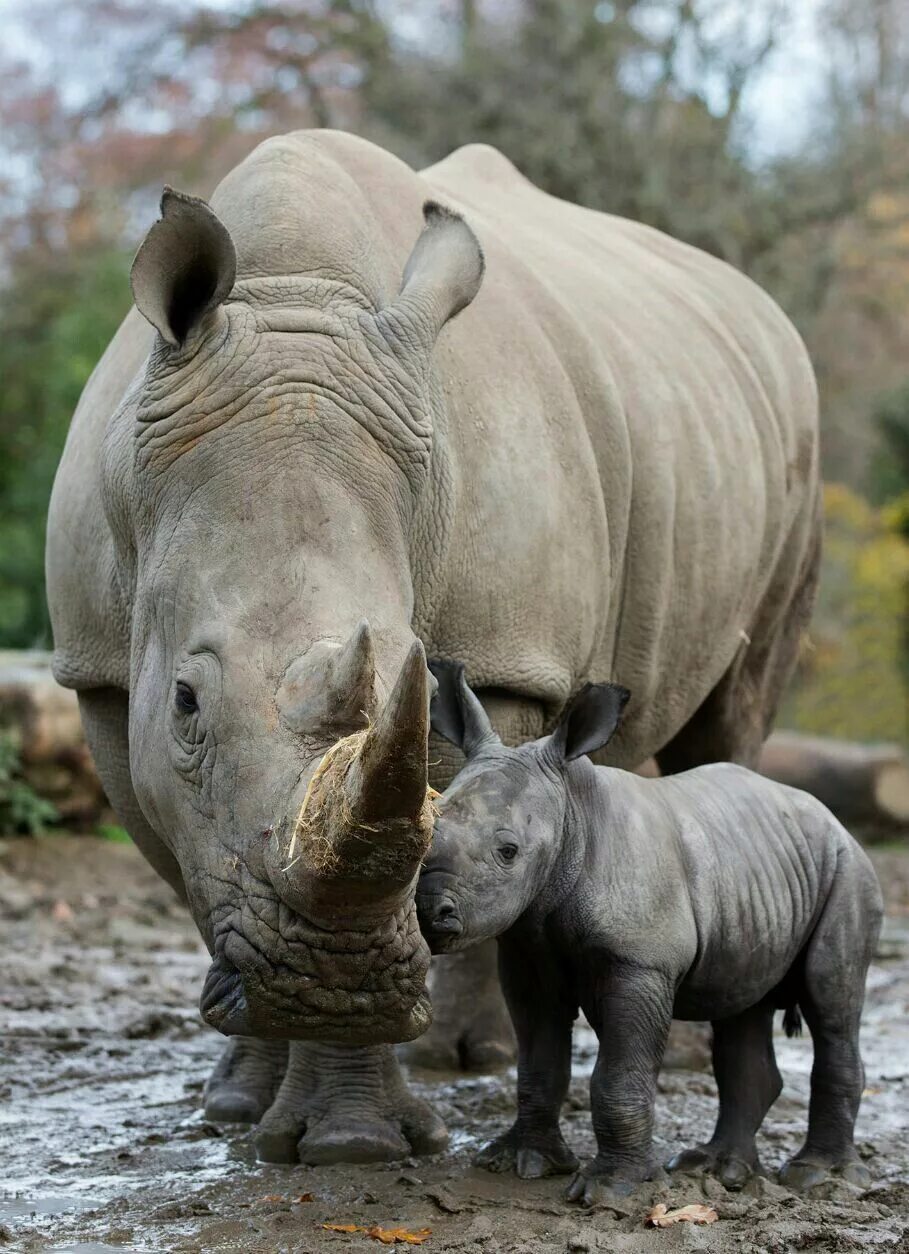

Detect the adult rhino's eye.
xmin=175 ymin=681 xmax=198 ymax=714
xmin=496 ymin=842 xmax=519 ymax=865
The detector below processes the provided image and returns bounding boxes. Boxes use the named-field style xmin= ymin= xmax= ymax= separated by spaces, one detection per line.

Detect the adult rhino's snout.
xmin=265 ymin=637 xmax=433 ymax=920
xmin=208 ymin=638 xmax=436 ymax=1044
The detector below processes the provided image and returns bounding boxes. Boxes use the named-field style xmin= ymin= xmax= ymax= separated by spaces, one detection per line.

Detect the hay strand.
xmin=282 ymin=729 xmax=435 ymax=877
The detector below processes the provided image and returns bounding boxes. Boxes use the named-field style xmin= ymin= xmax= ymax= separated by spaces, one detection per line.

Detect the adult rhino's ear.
xmin=386 ymin=202 xmax=485 ymax=350
xmin=428 ymin=659 xmax=499 ymax=758
xmin=547 ymin=683 xmax=630 ymax=765
xmin=131 ymin=187 xmax=237 ymax=348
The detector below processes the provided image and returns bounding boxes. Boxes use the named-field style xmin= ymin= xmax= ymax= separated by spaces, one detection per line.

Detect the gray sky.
xmin=1 ymin=0 xmax=829 ymax=160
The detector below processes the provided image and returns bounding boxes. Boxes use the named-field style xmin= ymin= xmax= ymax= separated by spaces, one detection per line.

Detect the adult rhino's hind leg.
xmin=668 ymin=1002 xmax=781 ymax=1189
xmin=656 ymin=500 xmax=822 ymax=777
xmin=655 ymin=510 xmax=823 ymax=1070
xmin=255 ymin=1042 xmax=448 ymax=1164
xmin=204 ymin=1038 xmax=288 ymax=1123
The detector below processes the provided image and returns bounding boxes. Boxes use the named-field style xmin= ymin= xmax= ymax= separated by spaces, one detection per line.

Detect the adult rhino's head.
xmin=105 ymin=182 xmax=484 ymax=1044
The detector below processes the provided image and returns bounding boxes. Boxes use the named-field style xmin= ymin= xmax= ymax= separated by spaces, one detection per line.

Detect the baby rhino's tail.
xmin=783 ymin=1003 xmax=803 ymax=1038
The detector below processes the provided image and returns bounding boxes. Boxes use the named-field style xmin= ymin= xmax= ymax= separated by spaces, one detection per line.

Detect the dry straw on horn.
xmin=283 ymin=728 xmax=439 ymax=876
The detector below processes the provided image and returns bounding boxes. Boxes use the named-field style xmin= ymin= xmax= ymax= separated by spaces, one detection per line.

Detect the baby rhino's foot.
xmin=780 ymin=1151 xmax=872 ymax=1193
xmin=476 ymin=1124 xmax=578 ymax=1179
xmin=566 ymin=1157 xmax=661 ymax=1209
xmin=667 ymin=1142 xmax=758 ymax=1191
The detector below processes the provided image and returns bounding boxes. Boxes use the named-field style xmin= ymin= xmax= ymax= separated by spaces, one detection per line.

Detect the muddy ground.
xmin=1 ymin=835 xmax=907 ymax=1254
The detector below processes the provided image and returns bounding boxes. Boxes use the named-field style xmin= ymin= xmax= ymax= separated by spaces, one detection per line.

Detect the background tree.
xmin=0 ymin=0 xmax=907 ymax=742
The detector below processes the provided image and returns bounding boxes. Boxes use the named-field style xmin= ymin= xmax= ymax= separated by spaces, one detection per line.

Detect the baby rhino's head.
xmin=417 ymin=663 xmax=629 ymax=953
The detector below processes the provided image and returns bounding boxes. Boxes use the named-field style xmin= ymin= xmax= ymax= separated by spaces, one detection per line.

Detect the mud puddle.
xmin=1 ymin=835 xmax=907 ymax=1252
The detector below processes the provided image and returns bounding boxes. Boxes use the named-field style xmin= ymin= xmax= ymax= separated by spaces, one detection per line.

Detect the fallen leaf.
xmin=366 ymin=1228 xmax=432 ymax=1246
xmin=646 ymin=1203 xmax=718 ymax=1228
xmin=320 ymin=1223 xmax=432 ymax=1244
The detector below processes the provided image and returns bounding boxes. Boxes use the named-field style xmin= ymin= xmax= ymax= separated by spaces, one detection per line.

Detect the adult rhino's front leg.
xmin=255 ymin=1042 xmax=447 ymax=1164
xmin=206 ymin=1039 xmax=448 ymax=1163
xmin=204 ymin=1037 xmax=289 ymax=1123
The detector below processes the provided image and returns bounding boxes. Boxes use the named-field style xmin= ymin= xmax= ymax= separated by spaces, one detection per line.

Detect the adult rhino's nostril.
xmin=200 ymin=953 xmax=251 ymax=1036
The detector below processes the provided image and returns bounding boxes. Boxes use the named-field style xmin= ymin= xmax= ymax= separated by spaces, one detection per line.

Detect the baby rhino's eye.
xmin=496 ymin=842 xmax=519 ymax=865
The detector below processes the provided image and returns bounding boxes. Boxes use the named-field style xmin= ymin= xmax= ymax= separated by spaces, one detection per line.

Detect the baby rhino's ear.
xmin=548 ymin=683 xmax=630 ymax=764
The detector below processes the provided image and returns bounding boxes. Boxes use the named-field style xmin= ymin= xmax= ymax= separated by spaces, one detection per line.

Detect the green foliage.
xmin=96 ymin=822 xmax=131 ymax=843
xmin=782 ymin=484 xmax=909 ymax=744
xmin=870 ymin=381 xmax=909 ymax=505
xmin=0 ymin=249 xmax=132 ymax=647
xmin=0 ymin=733 xmax=59 ymax=834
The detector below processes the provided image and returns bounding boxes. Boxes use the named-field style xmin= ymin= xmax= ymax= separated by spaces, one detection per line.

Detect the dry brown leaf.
xmin=366 ymin=1228 xmax=432 ymax=1246
xmin=320 ymin=1223 xmax=432 ymax=1244
xmin=646 ymin=1203 xmax=718 ymax=1228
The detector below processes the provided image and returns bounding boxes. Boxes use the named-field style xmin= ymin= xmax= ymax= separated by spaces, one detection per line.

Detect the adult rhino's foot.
xmin=779 ymin=1150 xmax=872 ymax=1193
xmin=255 ymin=1041 xmax=448 ymax=1165
xmin=406 ymin=942 xmax=515 ymax=1071
xmin=667 ymin=1141 xmax=758 ymax=1191
xmin=476 ymin=1123 xmax=578 ymax=1179
xmin=204 ymin=1037 xmax=288 ymax=1123
xmin=566 ymin=1158 xmax=663 ymax=1209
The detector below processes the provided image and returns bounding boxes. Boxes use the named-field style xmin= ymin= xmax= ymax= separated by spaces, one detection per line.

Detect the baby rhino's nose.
xmin=416 ymin=891 xmax=463 ymax=944
xmin=433 ymin=899 xmax=461 ymax=932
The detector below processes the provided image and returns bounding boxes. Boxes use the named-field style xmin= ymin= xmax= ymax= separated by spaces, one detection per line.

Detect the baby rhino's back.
xmin=662 ymin=764 xmax=857 ymax=1020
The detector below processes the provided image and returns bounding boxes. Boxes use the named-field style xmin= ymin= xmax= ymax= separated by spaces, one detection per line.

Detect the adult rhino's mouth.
xmin=199 ymin=907 xmax=433 ymax=1045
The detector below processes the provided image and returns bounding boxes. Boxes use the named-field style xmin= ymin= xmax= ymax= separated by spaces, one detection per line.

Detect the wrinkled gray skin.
xmin=46 ymin=130 xmax=821 ymax=1165
xmin=419 ymin=664 xmax=884 ymax=1206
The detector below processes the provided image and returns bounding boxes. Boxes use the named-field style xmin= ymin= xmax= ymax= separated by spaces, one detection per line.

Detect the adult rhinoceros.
xmin=47 ymin=130 xmax=821 ymax=1166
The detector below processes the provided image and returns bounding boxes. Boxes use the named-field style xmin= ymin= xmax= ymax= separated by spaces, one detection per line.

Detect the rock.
xmin=0 ymin=651 xmax=106 ymax=828
xmin=635 ymin=730 xmax=909 ymax=842
xmin=757 ymin=732 xmax=909 ymax=841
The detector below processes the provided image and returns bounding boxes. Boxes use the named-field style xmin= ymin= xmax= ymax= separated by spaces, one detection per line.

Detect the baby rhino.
xmin=418 ymin=663 xmax=883 ymax=1208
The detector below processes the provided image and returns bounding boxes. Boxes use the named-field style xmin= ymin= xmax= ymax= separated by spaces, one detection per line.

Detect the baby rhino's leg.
xmin=567 ymin=967 xmax=674 ymax=1208
xmin=780 ymin=859 xmax=882 ymax=1192
xmin=476 ymin=938 xmax=578 ymax=1179
xmin=668 ymin=1002 xmax=780 ymax=1189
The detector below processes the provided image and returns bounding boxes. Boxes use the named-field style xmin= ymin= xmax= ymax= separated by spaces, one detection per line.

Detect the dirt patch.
xmin=1 ymin=835 xmax=907 ymax=1253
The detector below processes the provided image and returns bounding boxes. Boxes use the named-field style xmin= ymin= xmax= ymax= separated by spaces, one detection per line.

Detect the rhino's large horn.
xmin=344 ymin=639 xmax=429 ymax=827
xmin=267 ymin=641 xmax=431 ymax=920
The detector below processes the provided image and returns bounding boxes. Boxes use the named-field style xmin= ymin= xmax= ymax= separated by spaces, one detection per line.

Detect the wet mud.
xmin=1 ymin=835 xmax=907 ymax=1253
